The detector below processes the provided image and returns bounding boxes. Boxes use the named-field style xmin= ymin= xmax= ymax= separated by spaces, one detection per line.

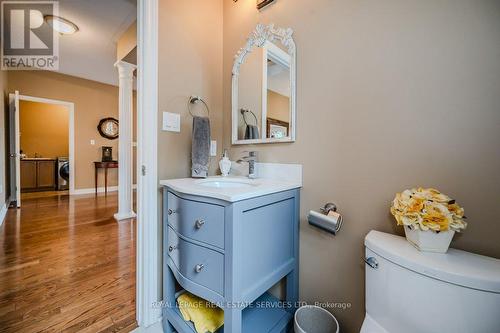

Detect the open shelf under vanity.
xmin=165 ymin=290 xmax=292 ymax=333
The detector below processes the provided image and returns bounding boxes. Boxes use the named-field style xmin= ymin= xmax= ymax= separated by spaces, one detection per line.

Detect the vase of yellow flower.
xmin=390 ymin=188 xmax=466 ymax=253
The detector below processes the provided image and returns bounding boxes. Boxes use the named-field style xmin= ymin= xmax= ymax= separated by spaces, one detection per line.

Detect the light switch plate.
xmin=210 ymin=140 xmax=217 ymax=157
xmin=163 ymin=112 xmax=180 ymax=132
xmin=90 ymin=139 xmax=95 ymax=145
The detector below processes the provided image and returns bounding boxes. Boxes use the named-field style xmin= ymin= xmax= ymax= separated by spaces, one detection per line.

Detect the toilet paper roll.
xmin=307 ymin=210 xmax=343 ymax=235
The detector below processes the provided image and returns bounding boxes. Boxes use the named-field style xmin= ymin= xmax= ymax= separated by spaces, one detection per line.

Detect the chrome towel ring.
xmin=240 ymin=108 xmax=258 ymax=126
xmin=188 ymin=95 xmax=210 ymax=117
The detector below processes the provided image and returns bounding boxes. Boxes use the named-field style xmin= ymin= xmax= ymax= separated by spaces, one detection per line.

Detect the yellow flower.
xmin=412 ymin=188 xmax=451 ymax=203
xmin=401 ymin=212 xmax=423 ymax=227
xmin=390 ymin=187 xmax=466 ymax=232
xmin=421 ymin=201 xmax=453 ymax=232
xmin=407 ymin=197 xmax=425 ymax=213
xmin=448 ymin=203 xmax=464 ymax=218
xmin=450 ymin=217 xmax=467 ymax=231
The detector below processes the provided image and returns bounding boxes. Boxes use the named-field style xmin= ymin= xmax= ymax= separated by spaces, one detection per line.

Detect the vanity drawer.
xmin=167 ymin=227 xmax=224 ymax=296
xmin=167 ymin=192 xmax=225 ymax=249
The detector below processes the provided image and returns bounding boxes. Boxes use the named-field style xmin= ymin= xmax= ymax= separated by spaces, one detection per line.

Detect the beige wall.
xmin=19 ymin=101 xmax=69 ymax=158
xmin=0 ymin=70 xmax=7 ymax=205
xmin=158 ymin=0 xmax=223 ymax=181
xmin=117 ymin=21 xmax=137 ymax=61
xmin=223 ymin=0 xmax=500 ymax=331
xmin=8 ymin=71 xmax=135 ymax=190
xmin=267 ymin=90 xmax=289 ymax=123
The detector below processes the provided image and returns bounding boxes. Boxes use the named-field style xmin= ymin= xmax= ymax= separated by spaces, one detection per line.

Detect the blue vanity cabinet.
xmin=162 ymin=187 xmax=300 ymax=333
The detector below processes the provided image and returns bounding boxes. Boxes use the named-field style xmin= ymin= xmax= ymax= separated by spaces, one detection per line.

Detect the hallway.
xmin=0 ymin=193 xmax=136 ymax=332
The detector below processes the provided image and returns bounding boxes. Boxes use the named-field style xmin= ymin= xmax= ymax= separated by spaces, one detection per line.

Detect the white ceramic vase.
xmin=404 ymin=226 xmax=455 ymax=253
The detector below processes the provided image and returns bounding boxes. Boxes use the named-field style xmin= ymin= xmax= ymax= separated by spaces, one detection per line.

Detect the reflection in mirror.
xmin=237 ymin=47 xmax=263 ymax=140
xmin=232 ymin=24 xmax=296 ymax=144
xmin=265 ymin=42 xmax=290 ymax=139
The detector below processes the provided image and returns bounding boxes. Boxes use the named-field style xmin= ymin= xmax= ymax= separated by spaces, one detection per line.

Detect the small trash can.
xmin=294 ymin=305 xmax=339 ymax=333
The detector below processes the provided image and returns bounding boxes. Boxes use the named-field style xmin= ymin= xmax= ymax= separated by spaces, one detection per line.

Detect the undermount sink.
xmin=196 ymin=178 xmax=257 ymax=189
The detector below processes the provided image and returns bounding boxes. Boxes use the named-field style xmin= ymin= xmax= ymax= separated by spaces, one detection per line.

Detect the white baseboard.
xmin=114 ymin=211 xmax=137 ymax=221
xmin=131 ymin=319 xmax=163 ymax=333
xmin=71 ymin=186 xmax=118 ymax=195
xmin=0 ymin=203 xmax=8 ymax=227
xmin=71 ymin=184 xmax=137 ymax=196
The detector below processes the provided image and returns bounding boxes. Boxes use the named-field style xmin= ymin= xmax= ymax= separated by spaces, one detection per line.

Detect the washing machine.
xmin=57 ymin=157 xmax=69 ymax=190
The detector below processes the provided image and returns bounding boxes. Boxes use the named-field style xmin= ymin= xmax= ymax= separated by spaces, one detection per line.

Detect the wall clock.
xmin=97 ymin=117 xmax=119 ymax=140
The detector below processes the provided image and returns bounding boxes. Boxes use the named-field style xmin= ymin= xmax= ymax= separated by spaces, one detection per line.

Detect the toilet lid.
xmin=365 ymin=230 xmax=500 ymax=293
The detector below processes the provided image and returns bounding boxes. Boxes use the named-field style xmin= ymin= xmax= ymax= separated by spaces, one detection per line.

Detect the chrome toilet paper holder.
xmin=308 ymin=202 xmax=343 ymax=235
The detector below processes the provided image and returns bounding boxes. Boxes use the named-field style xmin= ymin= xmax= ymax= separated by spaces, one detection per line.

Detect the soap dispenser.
xmin=219 ymin=149 xmax=231 ymax=177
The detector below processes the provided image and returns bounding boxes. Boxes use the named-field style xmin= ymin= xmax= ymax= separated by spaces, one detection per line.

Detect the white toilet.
xmin=361 ymin=230 xmax=500 ymax=333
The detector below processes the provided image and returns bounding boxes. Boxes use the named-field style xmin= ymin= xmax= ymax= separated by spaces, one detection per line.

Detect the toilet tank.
xmin=364 ymin=230 xmax=500 ymax=333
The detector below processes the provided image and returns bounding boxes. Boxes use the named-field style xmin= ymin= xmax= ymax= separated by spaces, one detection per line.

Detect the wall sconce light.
xmin=256 ymin=0 xmax=276 ymax=10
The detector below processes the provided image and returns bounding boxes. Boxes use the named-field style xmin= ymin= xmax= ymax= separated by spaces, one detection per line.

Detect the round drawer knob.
xmin=168 ymin=245 xmax=177 ymax=252
xmin=168 ymin=209 xmax=176 ymax=215
xmin=195 ymin=264 xmax=204 ymax=273
xmin=195 ymin=219 xmax=205 ymax=229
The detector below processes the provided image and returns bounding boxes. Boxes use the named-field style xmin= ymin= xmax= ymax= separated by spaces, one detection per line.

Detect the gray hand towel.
xmin=244 ymin=125 xmax=252 ymax=140
xmin=251 ymin=125 xmax=260 ymax=139
xmin=192 ymin=116 xmax=210 ymax=178
xmin=244 ymin=125 xmax=260 ymax=140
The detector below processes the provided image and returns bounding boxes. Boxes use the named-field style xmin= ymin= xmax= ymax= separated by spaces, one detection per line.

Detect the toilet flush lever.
xmin=364 ymin=257 xmax=379 ymax=269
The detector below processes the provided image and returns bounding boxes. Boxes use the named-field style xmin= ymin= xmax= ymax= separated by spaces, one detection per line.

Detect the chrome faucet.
xmin=237 ymin=151 xmax=257 ymax=179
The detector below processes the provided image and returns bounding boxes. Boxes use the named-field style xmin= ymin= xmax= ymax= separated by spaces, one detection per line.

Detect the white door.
xmin=9 ymin=91 xmax=20 ymax=207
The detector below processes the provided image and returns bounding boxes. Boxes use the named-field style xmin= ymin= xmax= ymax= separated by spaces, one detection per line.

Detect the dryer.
xmin=57 ymin=157 xmax=69 ymax=190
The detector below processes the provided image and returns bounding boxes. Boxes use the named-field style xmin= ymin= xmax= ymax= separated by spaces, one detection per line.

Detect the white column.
xmin=114 ymin=61 xmax=136 ymax=221
xmin=136 ymin=0 xmax=160 ymax=326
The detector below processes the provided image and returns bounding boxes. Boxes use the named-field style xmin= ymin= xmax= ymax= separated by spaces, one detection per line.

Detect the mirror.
xmin=232 ymin=24 xmax=296 ymax=144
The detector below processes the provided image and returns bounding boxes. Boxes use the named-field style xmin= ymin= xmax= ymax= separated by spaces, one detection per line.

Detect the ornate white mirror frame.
xmin=231 ymin=23 xmax=296 ymax=145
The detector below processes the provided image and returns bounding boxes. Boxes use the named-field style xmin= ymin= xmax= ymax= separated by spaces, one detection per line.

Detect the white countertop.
xmin=159 ymin=176 xmax=301 ymax=202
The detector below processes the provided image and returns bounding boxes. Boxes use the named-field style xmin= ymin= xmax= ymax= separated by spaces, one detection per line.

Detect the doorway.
xmin=8 ymin=93 xmax=75 ymax=207
xmin=9 ymin=91 xmax=75 ymax=207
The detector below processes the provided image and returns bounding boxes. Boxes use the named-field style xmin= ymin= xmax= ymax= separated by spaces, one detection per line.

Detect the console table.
xmin=94 ymin=161 xmax=118 ymax=195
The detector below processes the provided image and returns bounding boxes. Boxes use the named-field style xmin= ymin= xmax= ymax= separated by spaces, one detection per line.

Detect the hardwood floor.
xmin=0 ymin=193 xmax=137 ymax=332
xmin=21 ymin=190 xmax=69 ymax=200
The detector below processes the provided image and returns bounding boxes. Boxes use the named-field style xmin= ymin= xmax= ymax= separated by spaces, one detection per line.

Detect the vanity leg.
xmin=286 ymin=189 xmax=300 ymax=314
xmin=224 ymin=308 xmax=242 ymax=333
xmin=163 ymin=200 xmax=176 ymax=333
xmin=286 ymin=269 xmax=299 ymax=314
xmin=162 ymin=266 xmax=176 ymax=333
xmin=162 ymin=319 xmax=175 ymax=333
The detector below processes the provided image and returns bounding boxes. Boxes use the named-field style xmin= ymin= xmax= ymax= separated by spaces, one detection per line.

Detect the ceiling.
xmin=268 ymin=62 xmax=290 ymax=97
xmin=52 ymin=0 xmax=136 ymax=86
